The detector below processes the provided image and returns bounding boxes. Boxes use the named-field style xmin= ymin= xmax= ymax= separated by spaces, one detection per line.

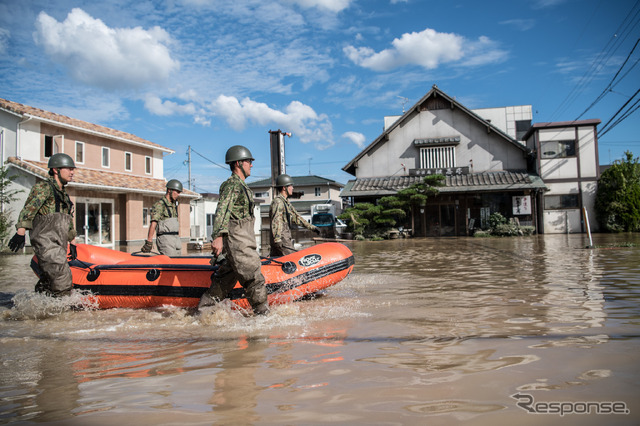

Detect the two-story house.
xmin=1 ymin=98 xmax=199 ymax=250
xmin=341 ymin=85 xmax=549 ymax=237
xmin=523 ymin=120 xmax=601 ymax=233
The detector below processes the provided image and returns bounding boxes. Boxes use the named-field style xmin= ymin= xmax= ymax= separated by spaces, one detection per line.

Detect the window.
xmin=545 ymin=194 xmax=579 ymax=209
xmin=515 ymin=120 xmax=531 ymax=140
xmin=315 ymin=187 xmax=321 ymax=196
xmin=145 ymin=156 xmax=152 ymax=174
xmin=125 ymin=152 xmax=132 ymax=171
xmin=44 ymin=135 xmax=54 ymax=158
xmin=102 ymin=147 xmax=110 ymax=168
xmin=75 ymin=142 xmax=85 ymax=164
xmin=541 ymin=140 xmax=575 ymax=159
xmin=420 ymin=146 xmax=456 ymax=169
xmin=254 ymin=191 xmax=269 ymax=198
xmin=143 ymin=208 xmax=149 ymax=226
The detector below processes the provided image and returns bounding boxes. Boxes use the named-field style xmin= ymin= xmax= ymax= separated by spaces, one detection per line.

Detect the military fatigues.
xmin=16 ymin=178 xmax=76 ymax=296
xmin=269 ymin=194 xmax=316 ymax=256
xmin=198 ymin=173 xmax=268 ymax=314
xmin=151 ymin=197 xmax=181 ymax=256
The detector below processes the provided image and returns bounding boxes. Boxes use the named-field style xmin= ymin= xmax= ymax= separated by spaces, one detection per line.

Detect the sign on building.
xmin=513 ymin=195 xmax=532 ymax=215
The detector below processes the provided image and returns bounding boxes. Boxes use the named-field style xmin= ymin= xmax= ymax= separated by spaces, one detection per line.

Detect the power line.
xmin=190 ymin=148 xmax=228 ymax=170
xmin=576 ymin=37 xmax=640 ymax=119
xmin=598 ymin=86 xmax=640 ymax=137
xmin=551 ymin=0 xmax=640 ymax=120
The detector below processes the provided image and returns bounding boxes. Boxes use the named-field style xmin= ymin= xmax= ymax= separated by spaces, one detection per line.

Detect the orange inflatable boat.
xmin=30 ymin=242 xmax=355 ymax=310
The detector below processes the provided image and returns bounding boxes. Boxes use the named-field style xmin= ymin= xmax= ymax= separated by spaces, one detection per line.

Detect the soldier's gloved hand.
xmin=313 ymin=227 xmax=321 ymax=235
xmin=68 ymin=244 xmax=78 ymax=260
xmin=8 ymin=233 xmax=25 ymax=252
xmin=141 ymin=240 xmax=153 ymax=253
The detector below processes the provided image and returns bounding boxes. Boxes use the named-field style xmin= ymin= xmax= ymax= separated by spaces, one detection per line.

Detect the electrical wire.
xmin=551 ymin=0 xmax=640 ymax=120
xmin=575 ymin=37 xmax=640 ymax=119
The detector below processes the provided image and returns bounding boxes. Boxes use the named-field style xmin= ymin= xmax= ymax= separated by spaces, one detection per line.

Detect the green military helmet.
xmin=166 ymin=179 xmax=183 ymax=192
xmin=47 ymin=153 xmax=76 ymax=169
xmin=225 ymin=145 xmax=254 ymax=164
xmin=276 ymin=174 xmax=294 ymax=187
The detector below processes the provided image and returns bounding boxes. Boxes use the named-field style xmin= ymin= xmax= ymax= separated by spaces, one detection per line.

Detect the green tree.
xmin=595 ymin=151 xmax=640 ymax=232
xmin=339 ymin=174 xmax=444 ymax=238
xmin=396 ymin=174 xmax=445 ymax=207
xmin=0 ymin=166 xmax=23 ymax=245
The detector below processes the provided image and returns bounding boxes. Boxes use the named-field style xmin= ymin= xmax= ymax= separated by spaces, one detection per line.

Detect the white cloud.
xmin=0 ymin=28 xmax=9 ymax=54
xmin=209 ymin=95 xmax=334 ymax=147
xmin=288 ymin=0 xmax=352 ymax=12
xmin=342 ymin=131 xmax=366 ymax=148
xmin=34 ymin=8 xmax=179 ymax=91
xmin=144 ymin=95 xmax=196 ymax=116
xmin=499 ymin=19 xmax=535 ymax=31
xmin=344 ymin=27 xmax=507 ymax=72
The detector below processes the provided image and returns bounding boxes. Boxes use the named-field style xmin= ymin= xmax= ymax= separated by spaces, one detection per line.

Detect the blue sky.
xmin=1 ymin=0 xmax=639 ymax=193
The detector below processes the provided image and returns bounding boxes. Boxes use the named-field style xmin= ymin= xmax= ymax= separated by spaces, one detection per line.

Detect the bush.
xmin=474 ymin=214 xmax=534 ymax=237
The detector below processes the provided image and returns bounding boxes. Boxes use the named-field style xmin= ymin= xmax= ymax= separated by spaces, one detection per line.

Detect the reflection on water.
xmin=1 ymin=234 xmax=639 ymax=424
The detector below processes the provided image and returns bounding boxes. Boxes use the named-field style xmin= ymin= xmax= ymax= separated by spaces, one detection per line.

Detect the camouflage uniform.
xmin=150 ymin=197 xmax=181 ymax=256
xmin=199 ymin=173 xmax=268 ymax=313
xmin=16 ymin=177 xmax=76 ymax=296
xmin=269 ymin=194 xmax=316 ymax=256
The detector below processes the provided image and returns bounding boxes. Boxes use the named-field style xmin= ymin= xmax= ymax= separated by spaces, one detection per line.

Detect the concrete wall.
xmin=535 ymin=124 xmax=599 ymax=234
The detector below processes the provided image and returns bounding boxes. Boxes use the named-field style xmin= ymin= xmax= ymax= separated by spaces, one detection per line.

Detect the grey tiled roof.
xmin=248 ymin=175 xmax=343 ymax=188
xmin=341 ymin=171 xmax=547 ymax=197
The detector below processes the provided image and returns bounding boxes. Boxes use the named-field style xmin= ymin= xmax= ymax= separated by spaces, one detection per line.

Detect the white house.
xmin=341 ymin=85 xmax=547 ymax=237
xmin=523 ymin=120 xmax=601 ymax=233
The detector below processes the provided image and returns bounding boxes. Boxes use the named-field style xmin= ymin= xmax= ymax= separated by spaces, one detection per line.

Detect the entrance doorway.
xmin=423 ymin=203 xmax=457 ymax=236
xmin=75 ymin=199 xmax=114 ymax=248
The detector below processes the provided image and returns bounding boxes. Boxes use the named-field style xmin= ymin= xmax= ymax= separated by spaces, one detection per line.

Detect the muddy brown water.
xmin=0 ymin=234 xmax=639 ymax=425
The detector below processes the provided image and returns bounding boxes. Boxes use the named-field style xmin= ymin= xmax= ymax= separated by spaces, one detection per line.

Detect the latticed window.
xmin=420 ymin=146 xmax=456 ymax=169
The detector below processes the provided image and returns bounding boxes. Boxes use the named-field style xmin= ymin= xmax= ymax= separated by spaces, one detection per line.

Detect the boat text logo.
xmin=299 ymin=254 xmax=321 ymax=267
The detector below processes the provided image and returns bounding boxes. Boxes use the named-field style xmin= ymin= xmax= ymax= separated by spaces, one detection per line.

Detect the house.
xmin=188 ymin=192 xmax=262 ymax=250
xmin=248 ymin=175 xmax=344 ymax=252
xmin=341 ymin=85 xmax=549 ymax=237
xmin=523 ymin=120 xmax=601 ymax=233
xmin=0 ymin=97 xmax=199 ymax=249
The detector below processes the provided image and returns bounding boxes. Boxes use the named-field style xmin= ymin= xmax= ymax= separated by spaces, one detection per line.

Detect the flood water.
xmin=1 ymin=234 xmax=639 ymax=425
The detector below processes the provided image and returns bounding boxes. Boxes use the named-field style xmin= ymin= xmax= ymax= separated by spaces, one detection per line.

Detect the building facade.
xmin=341 ymin=85 xmax=602 ymax=236
xmin=1 ymin=97 xmax=199 ymax=250
xmin=341 ymin=85 xmax=551 ymax=236
xmin=524 ymin=120 xmax=601 ymax=233
xmin=248 ymin=175 xmax=344 ymax=252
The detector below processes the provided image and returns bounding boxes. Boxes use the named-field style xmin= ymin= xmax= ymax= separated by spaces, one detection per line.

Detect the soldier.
xmin=198 ymin=145 xmax=269 ymax=315
xmin=8 ymin=153 xmax=77 ymax=296
xmin=269 ymin=173 xmax=319 ymax=256
xmin=141 ymin=179 xmax=183 ymax=256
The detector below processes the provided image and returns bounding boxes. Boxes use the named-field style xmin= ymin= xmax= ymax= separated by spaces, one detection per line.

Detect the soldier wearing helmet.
xmin=198 ymin=145 xmax=269 ymax=315
xmin=269 ymin=174 xmax=319 ymax=256
xmin=141 ymin=179 xmax=183 ymax=255
xmin=9 ymin=153 xmax=77 ymax=297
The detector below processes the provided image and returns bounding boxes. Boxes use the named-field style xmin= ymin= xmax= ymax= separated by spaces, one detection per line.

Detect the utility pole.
xmin=188 ymin=145 xmax=192 ymax=190
xmin=269 ymin=130 xmax=291 ymax=190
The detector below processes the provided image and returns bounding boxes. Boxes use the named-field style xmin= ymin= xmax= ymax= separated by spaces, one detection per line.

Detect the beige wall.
xmin=40 ymin=123 xmax=156 ymax=177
